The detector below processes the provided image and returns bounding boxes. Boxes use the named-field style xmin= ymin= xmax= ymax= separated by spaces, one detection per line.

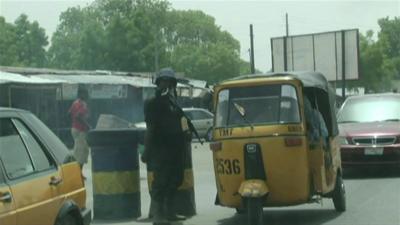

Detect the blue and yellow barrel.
xmin=88 ymin=129 xmax=145 ymax=220
xmin=146 ymin=142 xmax=196 ymax=217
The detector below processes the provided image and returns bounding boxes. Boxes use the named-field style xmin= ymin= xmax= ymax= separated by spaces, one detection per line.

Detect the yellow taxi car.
xmin=0 ymin=107 xmax=91 ymax=225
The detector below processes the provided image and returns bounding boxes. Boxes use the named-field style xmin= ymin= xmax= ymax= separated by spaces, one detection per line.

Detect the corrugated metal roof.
xmin=0 ymin=71 xmax=62 ymax=84
xmin=37 ymin=74 xmax=156 ymax=87
xmin=0 ymin=71 xmax=156 ymax=87
xmin=188 ymin=79 xmax=208 ymax=88
xmin=0 ymin=70 xmax=208 ymax=89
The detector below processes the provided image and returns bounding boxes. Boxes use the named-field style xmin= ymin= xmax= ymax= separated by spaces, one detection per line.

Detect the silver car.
xmin=183 ymin=108 xmax=214 ymax=140
xmin=135 ymin=107 xmax=214 ymax=141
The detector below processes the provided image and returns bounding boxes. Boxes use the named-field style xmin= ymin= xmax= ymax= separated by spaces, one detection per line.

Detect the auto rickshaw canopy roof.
xmin=225 ymin=71 xmax=330 ymax=92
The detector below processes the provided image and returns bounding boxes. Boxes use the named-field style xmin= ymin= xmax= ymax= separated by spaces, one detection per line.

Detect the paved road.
xmin=84 ymin=143 xmax=400 ymax=225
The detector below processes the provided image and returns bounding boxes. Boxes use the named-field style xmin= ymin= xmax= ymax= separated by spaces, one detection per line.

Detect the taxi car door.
xmin=0 ymin=163 xmax=16 ymax=225
xmin=0 ymin=118 xmax=62 ymax=225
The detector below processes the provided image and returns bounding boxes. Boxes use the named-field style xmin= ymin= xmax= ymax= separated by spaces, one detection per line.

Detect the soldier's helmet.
xmin=155 ymin=67 xmax=177 ymax=87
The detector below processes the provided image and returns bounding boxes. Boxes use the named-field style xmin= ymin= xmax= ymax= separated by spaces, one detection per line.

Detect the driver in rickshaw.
xmin=304 ymin=96 xmax=329 ymax=150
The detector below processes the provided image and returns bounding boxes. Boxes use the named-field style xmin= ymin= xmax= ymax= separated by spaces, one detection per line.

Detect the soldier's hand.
xmin=184 ymin=131 xmax=193 ymax=142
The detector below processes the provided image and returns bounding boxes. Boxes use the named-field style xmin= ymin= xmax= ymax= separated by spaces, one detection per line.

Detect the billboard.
xmin=271 ymin=29 xmax=359 ymax=81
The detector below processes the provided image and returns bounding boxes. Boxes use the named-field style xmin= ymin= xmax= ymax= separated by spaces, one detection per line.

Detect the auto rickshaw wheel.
xmin=246 ymin=197 xmax=264 ymax=225
xmin=55 ymin=213 xmax=79 ymax=225
xmin=332 ymin=173 xmax=346 ymax=212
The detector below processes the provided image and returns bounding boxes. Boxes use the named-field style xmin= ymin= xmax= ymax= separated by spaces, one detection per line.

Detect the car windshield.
xmin=215 ymin=84 xmax=300 ymax=127
xmin=338 ymin=96 xmax=400 ymax=123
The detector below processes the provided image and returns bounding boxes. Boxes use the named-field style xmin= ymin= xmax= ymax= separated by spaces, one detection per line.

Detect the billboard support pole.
xmin=283 ymin=13 xmax=289 ymax=71
xmin=250 ymin=24 xmax=255 ymax=74
xmin=286 ymin=13 xmax=289 ymax=36
xmin=341 ymin=30 xmax=346 ymax=98
xmin=283 ymin=37 xmax=287 ymax=71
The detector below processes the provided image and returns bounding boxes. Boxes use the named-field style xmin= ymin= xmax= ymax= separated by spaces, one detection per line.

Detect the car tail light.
xmin=210 ymin=141 xmax=222 ymax=152
xmin=284 ymin=137 xmax=303 ymax=147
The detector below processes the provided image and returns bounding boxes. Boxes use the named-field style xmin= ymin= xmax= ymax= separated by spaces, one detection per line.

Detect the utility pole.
xmin=155 ymin=44 xmax=159 ymax=72
xmin=286 ymin=13 xmax=289 ymax=36
xmin=250 ymin=24 xmax=255 ymax=74
xmin=154 ymin=33 xmax=159 ymax=72
xmin=283 ymin=13 xmax=289 ymax=71
xmin=154 ymin=27 xmax=161 ymax=72
xmin=341 ymin=30 xmax=346 ymax=98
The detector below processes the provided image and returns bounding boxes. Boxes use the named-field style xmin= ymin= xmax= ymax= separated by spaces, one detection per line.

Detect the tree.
xmin=357 ymin=31 xmax=392 ymax=92
xmin=48 ymin=1 xmax=245 ymax=83
xmin=48 ymin=0 xmax=170 ymax=71
xmin=163 ymin=10 xmax=242 ymax=83
xmin=14 ymin=14 xmax=48 ymax=67
xmin=0 ymin=17 xmax=18 ymax=65
xmin=377 ymin=17 xmax=400 ymax=79
xmin=0 ymin=14 xmax=48 ymax=67
xmin=48 ymin=7 xmax=102 ymax=69
xmin=349 ymin=17 xmax=400 ymax=93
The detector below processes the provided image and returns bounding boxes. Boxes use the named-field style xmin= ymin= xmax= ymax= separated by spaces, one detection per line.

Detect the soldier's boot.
xmin=152 ymin=201 xmax=166 ymax=223
xmin=165 ymin=198 xmax=186 ymax=221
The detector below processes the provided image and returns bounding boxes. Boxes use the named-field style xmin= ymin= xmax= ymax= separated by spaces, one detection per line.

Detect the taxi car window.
xmin=185 ymin=111 xmax=194 ymax=120
xmin=0 ymin=118 xmax=34 ymax=179
xmin=338 ymin=96 xmax=400 ymax=123
xmin=12 ymin=119 xmax=54 ymax=171
xmin=22 ymin=112 xmax=70 ymax=164
xmin=0 ymin=164 xmax=5 ymax=184
xmin=192 ymin=110 xmax=212 ymax=120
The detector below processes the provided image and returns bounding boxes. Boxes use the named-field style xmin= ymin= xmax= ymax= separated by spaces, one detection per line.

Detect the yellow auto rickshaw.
xmin=209 ymin=71 xmax=346 ymax=225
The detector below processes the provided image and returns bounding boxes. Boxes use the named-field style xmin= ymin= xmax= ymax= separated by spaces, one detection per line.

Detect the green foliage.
xmin=0 ymin=17 xmax=18 ymax=65
xmin=8 ymin=1 xmax=400 ymax=90
xmin=0 ymin=14 xmax=48 ymax=67
xmin=47 ymin=0 xmax=244 ymax=83
xmin=48 ymin=0 xmax=171 ymax=71
xmin=378 ymin=17 xmax=400 ymax=81
xmin=378 ymin=17 xmax=400 ymax=59
xmin=47 ymin=7 xmax=87 ymax=69
xmin=2 ymin=1 xmax=253 ymax=83
xmin=163 ymin=10 xmax=241 ymax=83
xmin=351 ymin=17 xmax=400 ymax=93
xmin=239 ymin=59 xmax=262 ymax=75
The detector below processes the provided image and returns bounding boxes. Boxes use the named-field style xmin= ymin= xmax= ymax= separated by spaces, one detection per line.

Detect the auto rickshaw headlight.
xmin=242 ymin=188 xmax=252 ymax=197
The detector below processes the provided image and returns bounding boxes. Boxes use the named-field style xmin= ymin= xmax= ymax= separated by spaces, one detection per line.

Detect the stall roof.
xmin=188 ymin=79 xmax=208 ymax=88
xmin=227 ymin=71 xmax=330 ymax=92
xmin=37 ymin=74 xmax=156 ymax=87
xmin=0 ymin=71 xmax=62 ymax=84
xmin=0 ymin=71 xmax=155 ymax=87
xmin=0 ymin=71 xmax=207 ymax=89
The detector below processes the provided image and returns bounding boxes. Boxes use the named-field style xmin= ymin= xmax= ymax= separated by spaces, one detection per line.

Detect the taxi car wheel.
xmin=246 ymin=197 xmax=264 ymax=225
xmin=55 ymin=214 xmax=80 ymax=225
xmin=332 ymin=173 xmax=346 ymax=212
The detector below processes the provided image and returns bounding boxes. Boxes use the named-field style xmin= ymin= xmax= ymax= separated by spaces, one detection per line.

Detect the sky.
xmin=0 ymin=0 xmax=399 ymax=72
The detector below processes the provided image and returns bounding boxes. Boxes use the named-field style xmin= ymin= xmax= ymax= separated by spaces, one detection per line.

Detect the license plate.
xmin=364 ymin=147 xmax=384 ymax=155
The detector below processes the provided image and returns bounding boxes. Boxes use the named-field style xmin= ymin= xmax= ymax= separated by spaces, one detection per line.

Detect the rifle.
xmin=167 ymin=95 xmax=204 ymax=145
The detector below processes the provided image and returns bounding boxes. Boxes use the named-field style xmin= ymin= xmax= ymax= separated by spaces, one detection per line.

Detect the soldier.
xmin=141 ymin=68 xmax=191 ymax=222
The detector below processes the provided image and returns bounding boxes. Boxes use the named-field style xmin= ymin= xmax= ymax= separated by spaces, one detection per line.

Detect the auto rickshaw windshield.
xmin=215 ymin=84 xmax=301 ymax=127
